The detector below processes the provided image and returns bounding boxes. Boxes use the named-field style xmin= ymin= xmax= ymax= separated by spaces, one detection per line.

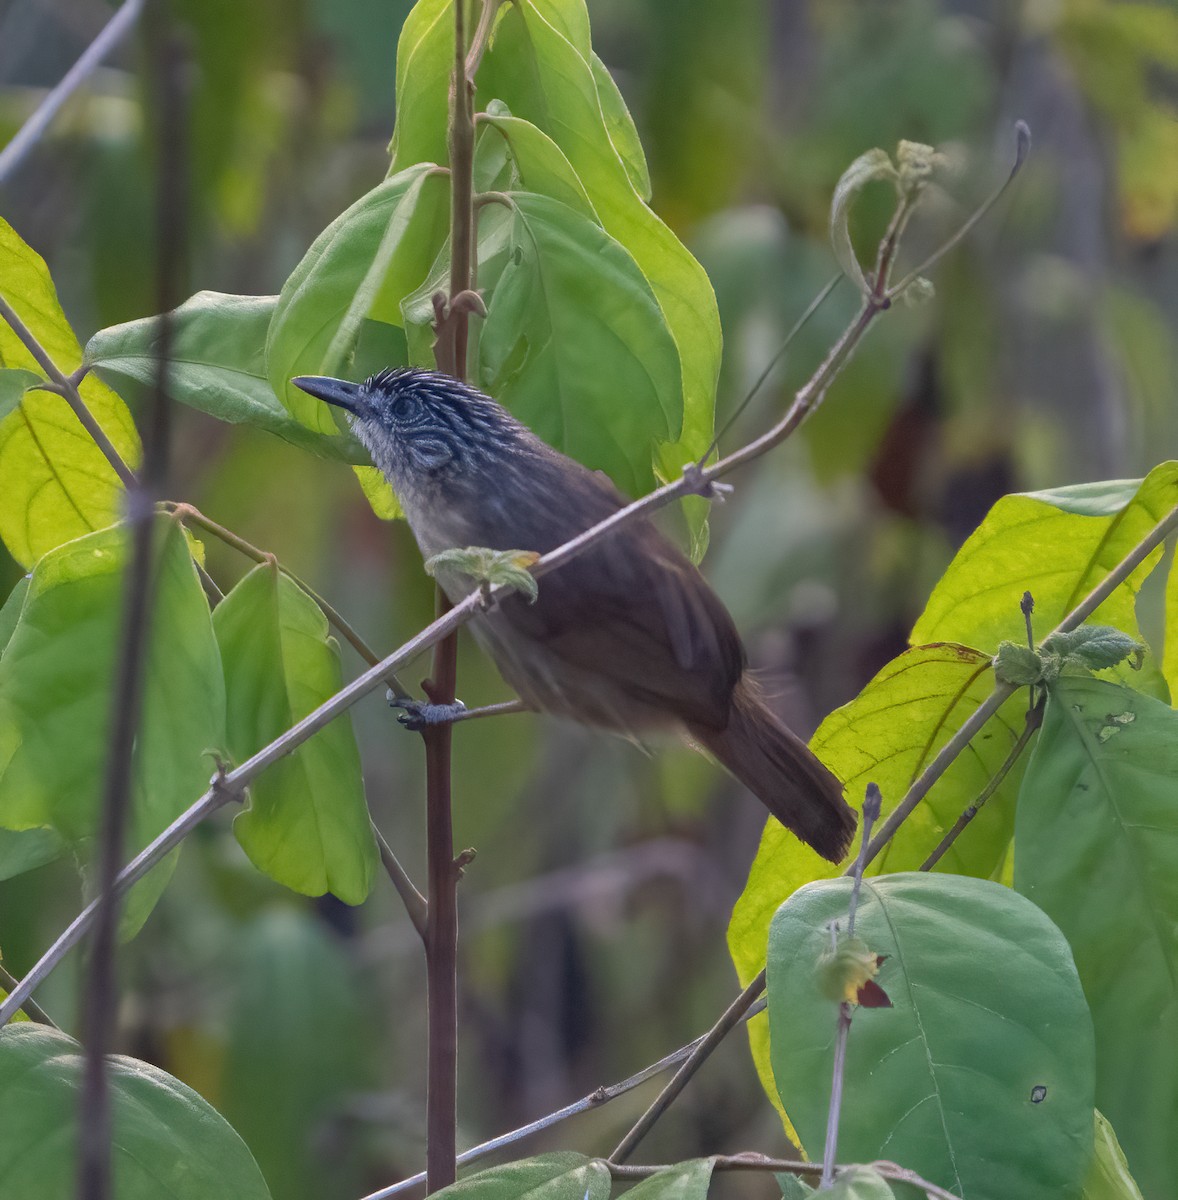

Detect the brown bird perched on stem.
xmin=293 ymin=368 xmax=856 ymax=862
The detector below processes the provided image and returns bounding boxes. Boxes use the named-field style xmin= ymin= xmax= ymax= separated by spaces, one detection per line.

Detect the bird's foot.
xmin=387 ymin=691 xmax=468 ymax=730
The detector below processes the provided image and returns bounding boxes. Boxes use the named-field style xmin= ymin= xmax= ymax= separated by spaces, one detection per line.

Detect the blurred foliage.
xmin=2 ymin=0 xmax=1178 ymax=1197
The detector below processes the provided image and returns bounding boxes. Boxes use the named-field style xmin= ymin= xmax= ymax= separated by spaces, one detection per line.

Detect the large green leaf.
xmin=213 ymin=563 xmax=377 ymax=905
xmin=85 ymin=292 xmax=369 ymax=464
xmin=1015 ymin=675 xmax=1178 ymax=1200
xmin=266 ymin=164 xmax=448 ymax=431
xmin=768 ymin=873 xmax=1094 ymax=1200
xmin=0 ymin=1023 xmax=271 ymax=1199
xmin=911 ymin=464 xmax=1178 ymax=685
xmin=473 ymin=192 xmax=683 ymax=497
xmin=621 ymin=1161 xmax=714 ymax=1200
xmin=728 ymin=644 xmax=1032 ymax=1127
xmin=476 ymin=1 xmax=721 ymax=488
xmin=430 ymin=1154 xmax=611 ymax=1200
xmin=0 ymin=217 xmax=141 ymax=566
xmin=221 ymin=910 xmax=369 ymax=1200
xmin=0 ymin=515 xmax=225 ymax=925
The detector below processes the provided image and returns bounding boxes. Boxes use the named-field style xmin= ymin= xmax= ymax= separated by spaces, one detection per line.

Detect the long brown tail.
xmin=689 ymin=676 xmax=856 ymax=863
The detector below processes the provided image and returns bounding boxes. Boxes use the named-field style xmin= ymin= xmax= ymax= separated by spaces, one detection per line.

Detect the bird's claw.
xmin=387 ymin=694 xmax=468 ymax=730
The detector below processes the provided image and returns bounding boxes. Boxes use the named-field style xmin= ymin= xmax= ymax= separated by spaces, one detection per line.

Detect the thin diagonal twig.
xmin=0 ymin=0 xmax=146 ymax=185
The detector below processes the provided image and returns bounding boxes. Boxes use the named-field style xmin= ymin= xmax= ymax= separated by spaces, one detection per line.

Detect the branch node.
xmin=453 ymin=847 xmax=477 ymax=875
xmin=681 ymin=463 xmax=733 ymax=502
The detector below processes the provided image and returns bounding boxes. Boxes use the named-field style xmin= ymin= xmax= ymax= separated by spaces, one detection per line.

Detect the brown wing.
xmin=471 ymin=451 xmax=744 ymax=730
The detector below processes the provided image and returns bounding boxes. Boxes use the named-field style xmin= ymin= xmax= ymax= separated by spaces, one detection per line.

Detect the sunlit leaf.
xmin=85 ymin=293 xmax=369 ymax=464
xmin=769 ymin=874 xmax=1094 ymax=1200
xmin=0 ymin=515 xmax=225 ymax=928
xmin=911 ymin=463 xmax=1178 ymax=692
xmin=589 ymin=52 xmax=651 ymax=201
xmin=728 ymin=644 xmax=1032 ymax=1120
xmin=1016 ymin=675 xmax=1178 ymax=1200
xmin=0 ymin=217 xmax=141 ymax=566
xmin=213 ymin=563 xmax=377 ymax=905
xmin=0 ymin=1023 xmax=271 ymax=1199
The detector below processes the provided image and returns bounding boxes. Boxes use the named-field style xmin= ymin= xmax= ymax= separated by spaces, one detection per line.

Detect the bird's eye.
xmin=388 ymin=393 xmax=415 ymax=421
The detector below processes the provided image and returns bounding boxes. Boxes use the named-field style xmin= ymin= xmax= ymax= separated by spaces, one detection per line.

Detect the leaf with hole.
xmin=768 ymin=873 xmax=1094 ymax=1200
xmin=1016 ymin=675 xmax=1178 ymax=1200
xmin=213 ymin=563 xmax=377 ymax=905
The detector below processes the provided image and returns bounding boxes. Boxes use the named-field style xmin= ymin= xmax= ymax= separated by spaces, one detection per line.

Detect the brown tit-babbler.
xmin=292 ymin=368 xmax=856 ymax=862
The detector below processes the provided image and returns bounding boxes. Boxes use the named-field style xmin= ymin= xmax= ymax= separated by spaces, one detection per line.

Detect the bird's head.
xmin=293 ymin=368 xmax=526 ymax=489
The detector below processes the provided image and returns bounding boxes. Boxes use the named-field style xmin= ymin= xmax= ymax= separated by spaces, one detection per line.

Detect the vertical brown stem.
xmin=424 ymin=0 xmax=478 ymax=1191
xmin=77 ymin=5 xmax=185 ymax=1198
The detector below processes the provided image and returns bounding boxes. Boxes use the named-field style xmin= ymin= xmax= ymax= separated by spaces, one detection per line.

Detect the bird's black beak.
xmin=291 ymin=375 xmax=364 ymax=416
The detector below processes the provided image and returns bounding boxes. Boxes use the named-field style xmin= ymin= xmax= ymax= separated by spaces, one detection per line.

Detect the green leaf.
xmin=475 ymin=1 xmax=720 ymax=532
xmin=730 ymin=643 xmax=1029 ymax=975
xmin=911 ymin=464 xmax=1178 ymax=687
xmin=429 ymin=1154 xmax=611 ymax=1200
xmin=823 ymin=1167 xmax=895 ymax=1200
xmin=472 ymin=193 xmax=683 ymax=496
xmin=620 ymin=1160 xmax=714 ymax=1200
xmin=213 ymin=563 xmax=377 ymax=904
xmin=1083 ymin=1111 xmax=1146 ymax=1200
xmin=1015 ymin=675 xmax=1178 ymax=1200
xmin=266 ymin=164 xmax=448 ymax=432
xmin=480 ymin=105 xmax=599 ymax=222
xmin=993 ymin=640 xmax=1046 ymax=686
xmin=0 ymin=515 xmax=225 ymax=927
xmin=0 ymin=1023 xmax=271 ymax=1199
xmin=768 ymin=873 xmax=1095 ymax=1200
xmin=589 ymin=53 xmax=651 ymax=201
xmin=84 ymin=293 xmax=370 ymax=464
xmin=829 ymin=147 xmax=898 ymax=293
xmin=728 ymin=644 xmax=1033 ymax=1124
xmin=221 ymin=910 xmax=369 ymax=1200
xmin=1041 ymin=625 xmax=1145 ymax=672
xmin=0 ymin=368 xmax=43 ymax=422
xmin=1163 ymin=546 xmax=1178 ymax=697
xmin=0 ymin=575 xmax=29 ymax=653
xmin=426 ymin=546 xmax=541 ymax=603
xmin=386 ymin=0 xmax=452 ymax=175
xmin=0 ymin=217 xmax=141 ymax=566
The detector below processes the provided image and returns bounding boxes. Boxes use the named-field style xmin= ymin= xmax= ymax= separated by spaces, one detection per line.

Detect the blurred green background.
xmin=1 ymin=0 xmax=1177 ymax=1196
